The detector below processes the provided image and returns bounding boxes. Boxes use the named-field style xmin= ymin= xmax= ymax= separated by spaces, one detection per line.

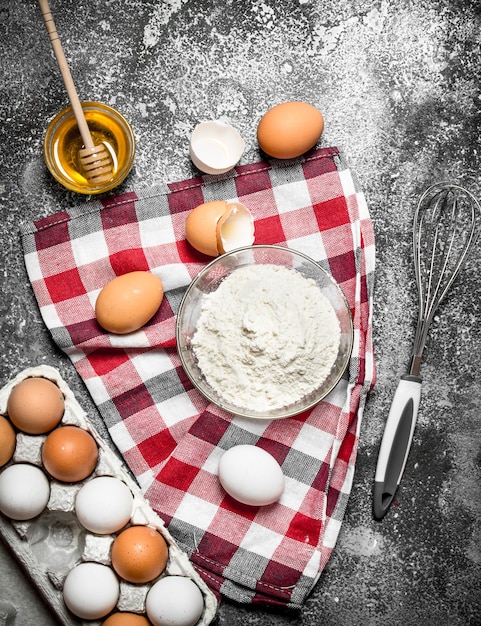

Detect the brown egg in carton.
xmin=0 ymin=365 xmax=218 ymax=626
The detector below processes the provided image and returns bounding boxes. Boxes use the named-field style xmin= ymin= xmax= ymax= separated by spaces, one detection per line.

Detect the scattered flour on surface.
xmin=191 ymin=264 xmax=341 ymax=411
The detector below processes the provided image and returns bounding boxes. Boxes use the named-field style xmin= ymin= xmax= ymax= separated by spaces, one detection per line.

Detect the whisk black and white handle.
xmin=373 ymin=374 xmax=421 ymax=519
xmin=373 ymin=182 xmax=480 ymax=521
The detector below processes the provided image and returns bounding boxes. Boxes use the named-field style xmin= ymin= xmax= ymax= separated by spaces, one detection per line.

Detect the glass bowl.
xmin=43 ymin=101 xmax=136 ymax=195
xmin=176 ymin=245 xmax=353 ymax=420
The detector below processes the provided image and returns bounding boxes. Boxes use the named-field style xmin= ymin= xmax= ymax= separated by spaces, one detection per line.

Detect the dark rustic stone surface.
xmin=1 ymin=0 xmax=480 ymax=624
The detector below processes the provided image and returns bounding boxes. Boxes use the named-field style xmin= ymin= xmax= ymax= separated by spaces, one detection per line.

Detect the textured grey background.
xmin=1 ymin=0 xmax=481 ymax=624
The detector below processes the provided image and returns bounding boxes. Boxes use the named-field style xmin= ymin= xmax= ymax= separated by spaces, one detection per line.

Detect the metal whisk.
xmin=373 ymin=182 xmax=481 ymax=519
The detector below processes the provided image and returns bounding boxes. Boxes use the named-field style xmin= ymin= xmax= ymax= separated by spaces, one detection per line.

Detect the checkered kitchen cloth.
xmin=21 ymin=146 xmax=376 ymax=609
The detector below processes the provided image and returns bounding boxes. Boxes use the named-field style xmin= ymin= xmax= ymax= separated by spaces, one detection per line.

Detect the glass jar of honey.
xmin=43 ymin=101 xmax=136 ymax=195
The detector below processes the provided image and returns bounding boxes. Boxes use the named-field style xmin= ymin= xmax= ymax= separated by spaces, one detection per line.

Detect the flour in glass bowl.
xmin=191 ymin=263 xmax=341 ymax=412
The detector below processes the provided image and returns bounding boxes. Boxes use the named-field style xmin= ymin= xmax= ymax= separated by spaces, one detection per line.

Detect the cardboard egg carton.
xmin=0 ymin=365 xmax=218 ymax=626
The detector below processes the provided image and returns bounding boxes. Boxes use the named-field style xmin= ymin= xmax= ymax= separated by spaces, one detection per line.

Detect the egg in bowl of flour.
xmin=176 ymin=245 xmax=353 ymax=419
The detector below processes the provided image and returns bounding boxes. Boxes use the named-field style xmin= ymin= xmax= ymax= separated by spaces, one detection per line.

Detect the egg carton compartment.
xmin=0 ymin=365 xmax=218 ymax=626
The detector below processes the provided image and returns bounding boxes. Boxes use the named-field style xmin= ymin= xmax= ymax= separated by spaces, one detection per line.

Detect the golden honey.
xmin=44 ymin=102 xmax=135 ymax=195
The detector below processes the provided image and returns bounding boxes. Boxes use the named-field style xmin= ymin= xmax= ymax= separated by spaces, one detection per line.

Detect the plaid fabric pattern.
xmin=21 ymin=147 xmax=376 ymax=609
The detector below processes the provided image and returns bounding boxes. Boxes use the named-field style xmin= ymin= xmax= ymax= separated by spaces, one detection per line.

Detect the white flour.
xmin=191 ymin=263 xmax=341 ymax=411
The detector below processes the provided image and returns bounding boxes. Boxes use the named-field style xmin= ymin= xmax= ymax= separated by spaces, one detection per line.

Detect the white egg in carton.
xmin=0 ymin=365 xmax=218 ymax=626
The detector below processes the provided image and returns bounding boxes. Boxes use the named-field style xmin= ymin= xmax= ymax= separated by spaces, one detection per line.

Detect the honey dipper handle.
xmin=38 ymin=0 xmax=94 ymax=150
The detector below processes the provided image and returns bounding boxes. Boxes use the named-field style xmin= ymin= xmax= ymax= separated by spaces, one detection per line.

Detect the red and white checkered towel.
xmin=21 ymin=147 xmax=375 ymax=609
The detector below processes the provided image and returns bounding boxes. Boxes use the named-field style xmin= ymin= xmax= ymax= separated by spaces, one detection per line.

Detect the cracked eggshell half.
xmin=189 ymin=121 xmax=245 ymax=175
xmin=185 ymin=200 xmax=255 ymax=257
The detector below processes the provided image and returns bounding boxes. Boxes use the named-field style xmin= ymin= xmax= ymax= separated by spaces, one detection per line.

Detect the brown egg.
xmin=102 ymin=613 xmax=151 ymax=626
xmin=42 ymin=425 xmax=98 ymax=482
xmin=95 ymin=271 xmax=164 ymax=334
xmin=185 ymin=200 xmax=255 ymax=257
xmin=257 ymin=101 xmax=324 ymax=159
xmin=0 ymin=415 xmax=16 ymax=467
xmin=7 ymin=377 xmax=65 ymax=434
xmin=111 ymin=525 xmax=168 ymax=584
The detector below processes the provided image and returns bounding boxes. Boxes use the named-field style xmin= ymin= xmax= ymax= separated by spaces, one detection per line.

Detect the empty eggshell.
xmin=190 ymin=120 xmax=245 ymax=175
xmin=185 ymin=200 xmax=255 ymax=257
xmin=95 ymin=270 xmax=164 ymax=334
xmin=218 ymin=444 xmax=285 ymax=506
xmin=257 ymin=101 xmax=324 ymax=159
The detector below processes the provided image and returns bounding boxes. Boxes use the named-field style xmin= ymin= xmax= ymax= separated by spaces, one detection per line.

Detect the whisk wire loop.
xmin=410 ymin=182 xmax=480 ymax=375
xmin=374 ymin=181 xmax=480 ymax=519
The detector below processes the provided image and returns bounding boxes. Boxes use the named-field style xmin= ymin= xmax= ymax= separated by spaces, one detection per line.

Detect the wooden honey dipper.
xmin=38 ymin=0 xmax=113 ymax=185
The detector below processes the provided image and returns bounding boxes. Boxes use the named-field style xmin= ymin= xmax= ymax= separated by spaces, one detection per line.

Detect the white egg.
xmin=75 ymin=476 xmax=134 ymax=534
xmin=146 ymin=576 xmax=204 ymax=626
xmin=0 ymin=463 xmax=50 ymax=520
xmin=63 ymin=562 xmax=119 ymax=620
xmin=218 ymin=444 xmax=285 ymax=506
